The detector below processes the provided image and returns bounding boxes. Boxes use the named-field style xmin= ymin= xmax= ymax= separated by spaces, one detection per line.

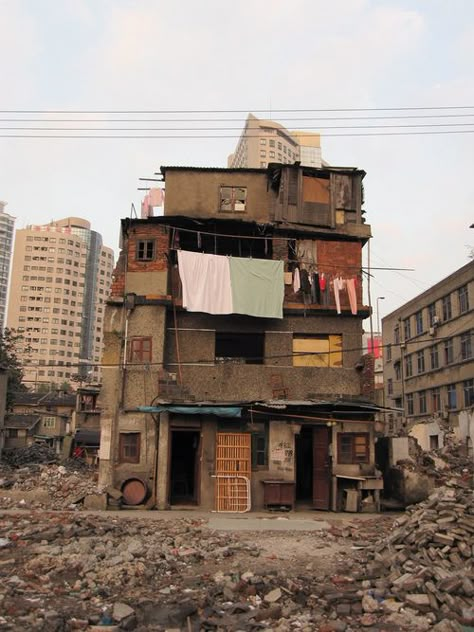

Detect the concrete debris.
xmin=0 ymin=462 xmax=98 ymax=510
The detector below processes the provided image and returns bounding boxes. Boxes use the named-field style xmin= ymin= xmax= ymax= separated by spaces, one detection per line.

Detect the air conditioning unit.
xmin=429 ymin=326 xmax=435 ymax=336
xmin=432 ymin=315 xmax=440 ymax=326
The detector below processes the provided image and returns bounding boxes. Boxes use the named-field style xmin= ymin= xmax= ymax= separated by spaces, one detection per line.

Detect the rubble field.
xmin=0 ymin=482 xmax=472 ymax=631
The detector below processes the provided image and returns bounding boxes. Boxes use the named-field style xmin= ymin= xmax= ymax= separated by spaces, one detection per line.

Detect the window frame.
xmin=406 ymin=393 xmax=414 ymax=415
xmin=464 ymin=379 xmax=474 ymax=407
xmin=128 ymin=336 xmax=152 ymax=363
xmin=444 ymin=338 xmax=454 ymax=365
xmin=460 ymin=331 xmax=472 ymax=361
xmin=119 ymin=432 xmax=141 ymax=464
xmin=442 ymin=295 xmax=452 ymax=321
xmin=447 ymin=384 xmax=457 ymax=410
xmin=458 ymin=285 xmax=469 ymax=314
xmin=219 ymin=186 xmax=247 ymax=213
xmin=337 ymin=433 xmax=370 ymax=465
xmin=430 ymin=344 xmax=439 ymax=370
xmin=136 ymin=239 xmax=155 ymax=262
xmin=418 ymin=390 xmax=427 ymax=414
xmin=415 ymin=310 xmax=423 ymax=335
xmin=416 ymin=349 xmax=425 ymax=374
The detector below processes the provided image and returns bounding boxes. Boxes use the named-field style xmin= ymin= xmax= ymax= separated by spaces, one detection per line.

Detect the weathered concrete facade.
xmin=382 ymin=260 xmax=474 ymax=454
xmin=99 ymin=164 xmax=381 ymax=512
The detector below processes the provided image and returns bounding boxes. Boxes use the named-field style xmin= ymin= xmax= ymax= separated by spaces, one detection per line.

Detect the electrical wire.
xmin=2 ymin=114 xmax=474 ymax=122
xmin=1 ymin=106 xmax=473 ymax=113
xmin=2 ymin=130 xmax=474 ymax=139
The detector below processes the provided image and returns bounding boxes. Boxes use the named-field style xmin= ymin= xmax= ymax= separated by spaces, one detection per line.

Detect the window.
xmin=430 ymin=345 xmax=439 ymax=370
xmin=460 ymin=331 xmax=472 ymax=360
xmin=415 ymin=311 xmax=423 ymax=335
xmin=386 ymin=344 xmax=391 ymax=362
xmin=419 ymin=390 xmax=427 ymax=414
xmin=444 ymin=338 xmax=454 ymax=365
xmin=43 ymin=416 xmax=56 ymax=428
xmin=215 ymin=332 xmax=264 ymax=365
xmin=260 ymin=150 xmax=266 ymax=157
xmin=447 ymin=384 xmax=457 ymax=410
xmin=269 ymin=150 xmax=275 ymax=158
xmin=394 ymin=361 xmax=401 ymax=381
xmin=129 ymin=337 xmax=152 ymax=363
xmin=338 ymin=433 xmax=369 ymax=464
xmin=464 ymin=379 xmax=474 ymax=407
xmin=429 ymin=435 xmax=439 ymax=450
xmin=136 ymin=239 xmax=155 ymax=261
xmin=458 ymin=285 xmax=469 ymax=314
xmin=416 ymin=350 xmax=425 ymax=374
xmin=394 ymin=325 xmax=400 ymax=345
xmin=405 ymin=354 xmax=413 ymax=377
xmin=219 ymin=186 xmax=247 ymax=212
xmin=428 ymin=303 xmax=437 ymax=326
xmin=432 ymin=388 xmax=441 ymax=412
xmin=269 ymin=139 xmax=275 ymax=147
xmin=387 ymin=378 xmax=393 ymax=395
xmin=403 ymin=318 xmax=411 ymax=341
xmin=119 ymin=433 xmax=140 ymax=463
xmin=442 ymin=295 xmax=452 ymax=321
xmin=260 ymin=138 xmax=267 ymax=145
xmin=292 ymin=334 xmax=342 ymax=367
xmin=407 ymin=393 xmax=414 ymax=415
xmin=251 ymin=422 xmax=268 ymax=468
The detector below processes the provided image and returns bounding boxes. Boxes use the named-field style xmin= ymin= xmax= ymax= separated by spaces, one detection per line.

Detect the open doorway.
xmin=295 ymin=426 xmax=313 ymax=503
xmin=169 ymin=430 xmax=200 ymax=505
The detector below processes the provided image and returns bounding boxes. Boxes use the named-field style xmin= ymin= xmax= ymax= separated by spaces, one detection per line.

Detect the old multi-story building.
xmin=98 ymin=163 xmax=383 ymax=512
xmin=382 ymin=261 xmax=474 ymax=454
xmin=0 ymin=201 xmax=15 ymax=331
xmin=7 ymin=217 xmax=114 ymax=388
xmin=227 ymin=114 xmax=322 ymax=169
xmin=5 ymin=390 xmax=75 ymax=452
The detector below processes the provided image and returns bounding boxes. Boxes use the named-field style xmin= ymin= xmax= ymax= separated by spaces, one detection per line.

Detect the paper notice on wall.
xmin=99 ymin=425 xmax=112 ymax=460
xmin=271 ymin=447 xmax=285 ymax=461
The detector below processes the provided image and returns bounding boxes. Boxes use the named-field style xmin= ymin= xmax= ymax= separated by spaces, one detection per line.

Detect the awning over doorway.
xmin=138 ymin=405 xmax=242 ymax=418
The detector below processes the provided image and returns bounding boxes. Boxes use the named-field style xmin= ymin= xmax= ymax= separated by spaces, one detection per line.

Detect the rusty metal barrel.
xmin=121 ymin=478 xmax=148 ymax=506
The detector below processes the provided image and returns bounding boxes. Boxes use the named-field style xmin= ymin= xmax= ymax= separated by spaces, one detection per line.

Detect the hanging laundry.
xmin=293 ymin=267 xmax=301 ymax=293
xmin=300 ymin=269 xmax=311 ymax=295
xmin=177 ymin=250 xmax=284 ymax=319
xmin=229 ymin=257 xmax=284 ymax=319
xmin=346 ymin=278 xmax=358 ymax=315
xmin=333 ymin=276 xmax=346 ymax=315
xmin=177 ymin=250 xmax=233 ymax=315
xmin=311 ymin=273 xmax=321 ymax=304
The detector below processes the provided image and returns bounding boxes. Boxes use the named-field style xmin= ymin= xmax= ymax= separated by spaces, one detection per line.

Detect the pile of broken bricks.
xmin=360 ymin=484 xmax=474 ymax=627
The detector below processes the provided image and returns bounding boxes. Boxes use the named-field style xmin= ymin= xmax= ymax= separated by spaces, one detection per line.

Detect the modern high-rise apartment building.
xmin=227 ymin=113 xmax=323 ymax=169
xmin=7 ymin=217 xmax=114 ymax=388
xmin=0 ymin=201 xmax=15 ymax=331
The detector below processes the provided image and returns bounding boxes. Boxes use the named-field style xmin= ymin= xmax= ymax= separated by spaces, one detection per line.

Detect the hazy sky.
xmin=1 ymin=0 xmax=473 ymax=324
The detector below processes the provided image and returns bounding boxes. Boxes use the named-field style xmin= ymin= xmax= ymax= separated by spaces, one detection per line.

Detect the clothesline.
xmin=163 ymin=226 xmax=413 ymax=271
xmin=168 ymin=245 xmax=364 ymax=271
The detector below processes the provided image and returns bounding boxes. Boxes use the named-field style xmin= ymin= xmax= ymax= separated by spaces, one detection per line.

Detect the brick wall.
xmin=317 ymin=240 xmax=363 ymax=306
xmin=110 ymin=243 xmax=127 ymax=298
xmin=127 ymin=225 xmax=169 ymax=273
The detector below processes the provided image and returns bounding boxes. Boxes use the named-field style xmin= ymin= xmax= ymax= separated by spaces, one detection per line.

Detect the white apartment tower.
xmin=227 ymin=113 xmax=323 ymax=169
xmin=0 ymin=202 xmax=15 ymax=331
xmin=7 ymin=217 xmax=114 ymax=388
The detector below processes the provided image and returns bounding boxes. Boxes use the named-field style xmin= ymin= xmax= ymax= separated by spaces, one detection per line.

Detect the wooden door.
xmin=312 ymin=426 xmax=331 ymax=510
xmin=215 ymin=433 xmax=251 ymax=512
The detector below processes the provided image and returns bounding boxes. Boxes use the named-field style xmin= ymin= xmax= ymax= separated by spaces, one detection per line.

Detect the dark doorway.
xmin=169 ymin=430 xmax=200 ymax=505
xmin=295 ymin=427 xmax=313 ymax=501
